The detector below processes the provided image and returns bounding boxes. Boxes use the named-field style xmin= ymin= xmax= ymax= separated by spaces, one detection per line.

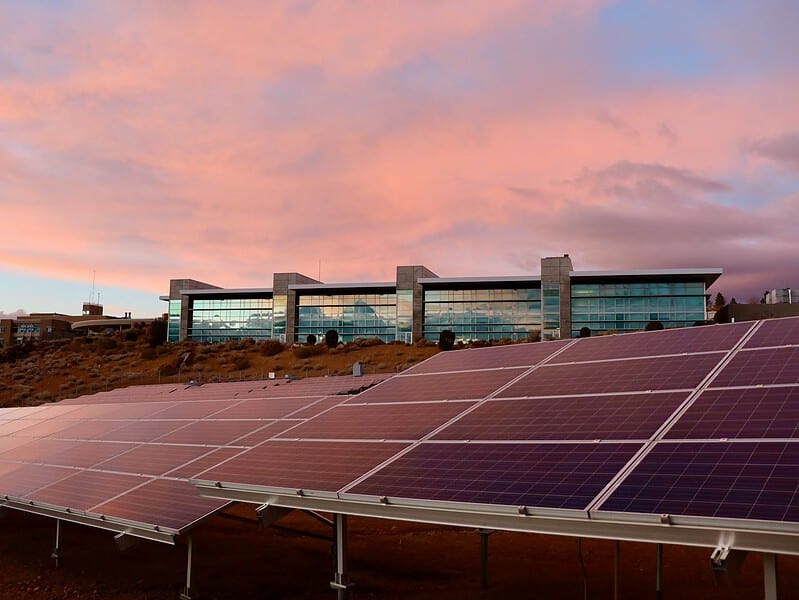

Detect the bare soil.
xmin=0 ymin=504 xmax=795 ymax=599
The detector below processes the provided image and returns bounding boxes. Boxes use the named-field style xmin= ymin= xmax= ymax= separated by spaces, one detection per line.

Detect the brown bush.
xmin=259 ymin=340 xmax=285 ymax=356
xmin=292 ymin=345 xmax=326 ymax=359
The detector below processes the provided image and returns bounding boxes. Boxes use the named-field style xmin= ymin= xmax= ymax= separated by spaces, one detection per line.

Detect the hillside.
xmin=0 ymin=328 xmax=439 ymax=408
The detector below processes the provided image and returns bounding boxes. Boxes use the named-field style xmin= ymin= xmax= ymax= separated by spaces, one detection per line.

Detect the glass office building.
xmin=164 ymin=258 xmax=721 ymax=343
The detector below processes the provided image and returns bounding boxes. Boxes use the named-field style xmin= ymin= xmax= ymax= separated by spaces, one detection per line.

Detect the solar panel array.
xmin=194 ymin=317 xmax=799 ymax=534
xmin=0 ymin=374 xmax=389 ymax=540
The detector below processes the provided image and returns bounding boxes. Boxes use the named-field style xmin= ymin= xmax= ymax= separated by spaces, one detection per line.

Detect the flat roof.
xmin=570 ymin=268 xmax=722 ymax=286
xmin=290 ymin=282 xmax=396 ymax=291
xmin=180 ymin=287 xmax=273 ymax=296
xmin=418 ymin=276 xmax=541 ymax=285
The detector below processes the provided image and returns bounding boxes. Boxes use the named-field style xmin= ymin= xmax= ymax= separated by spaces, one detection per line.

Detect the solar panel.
xmin=403 ymin=340 xmax=571 ymax=375
xmin=347 ymin=441 xmax=642 ymax=510
xmin=551 ymin=322 xmax=752 ymax=363
xmin=281 ymin=401 xmax=476 ymax=441
xmin=498 ymin=354 xmax=724 ymax=398
xmin=597 ymin=441 xmax=799 ymax=522
xmin=710 ymin=346 xmax=799 ymax=387
xmin=26 ymin=470 xmax=145 ymax=510
xmin=433 ymin=392 xmax=690 ymax=441
xmin=665 ymin=387 xmax=799 ymax=439
xmin=348 ymin=368 xmax=527 ymax=405
xmin=96 ymin=444 xmax=213 ymax=476
xmin=745 ymin=316 xmax=799 ymax=348
xmin=195 ymin=440 xmax=409 ymax=493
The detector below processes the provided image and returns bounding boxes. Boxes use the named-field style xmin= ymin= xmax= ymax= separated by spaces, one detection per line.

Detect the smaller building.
xmin=764 ymin=288 xmax=795 ymax=304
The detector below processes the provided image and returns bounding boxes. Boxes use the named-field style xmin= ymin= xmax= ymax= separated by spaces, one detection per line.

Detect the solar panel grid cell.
xmin=196 ymin=441 xmax=409 ymax=492
xmin=745 ymin=316 xmax=799 ymax=348
xmin=154 ymin=420 xmax=268 ymax=446
xmin=498 ymin=354 xmax=724 ymax=398
xmin=164 ymin=447 xmax=244 ymax=479
xmin=403 ymin=341 xmax=571 ymax=375
xmin=710 ymin=347 xmax=799 ymax=387
xmin=26 ymin=470 xmax=145 ymax=510
xmin=347 ymin=442 xmax=642 ymax=510
xmin=433 ymin=392 xmax=690 ymax=441
xmin=212 ymin=397 xmax=327 ymax=419
xmin=552 ymin=322 xmax=752 ymax=363
xmin=96 ymin=444 xmax=212 ymax=476
xmin=666 ymin=387 xmax=799 ymax=439
xmin=231 ymin=421 xmax=304 ymax=446
xmin=281 ymin=402 xmax=476 ymax=440
xmin=90 ymin=479 xmax=228 ymax=531
xmin=0 ymin=463 xmax=74 ymax=498
xmin=347 ymin=368 xmax=527 ymax=405
xmin=599 ymin=441 xmax=799 ymax=522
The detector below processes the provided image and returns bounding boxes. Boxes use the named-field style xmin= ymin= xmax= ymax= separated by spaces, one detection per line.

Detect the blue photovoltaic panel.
xmin=348 ymin=368 xmax=527 ymax=404
xmin=665 ymin=387 xmax=799 ymax=439
xmin=348 ymin=442 xmax=641 ymax=510
xmin=404 ymin=341 xmax=571 ymax=375
xmin=281 ymin=401 xmax=476 ymax=441
xmin=599 ymin=441 xmax=799 ymax=522
xmin=745 ymin=316 xmax=799 ymax=348
xmin=498 ymin=354 xmax=723 ymax=398
xmin=552 ymin=322 xmax=752 ymax=364
xmin=195 ymin=440 xmax=409 ymax=492
xmin=711 ymin=347 xmax=799 ymax=387
xmin=433 ymin=392 xmax=690 ymax=441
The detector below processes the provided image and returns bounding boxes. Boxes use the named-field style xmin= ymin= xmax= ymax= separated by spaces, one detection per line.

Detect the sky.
xmin=1 ymin=0 xmax=798 ymax=318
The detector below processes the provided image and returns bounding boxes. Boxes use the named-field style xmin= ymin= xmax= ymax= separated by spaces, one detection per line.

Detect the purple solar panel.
xmin=230 ymin=420 xmax=303 ymax=446
xmin=288 ymin=396 xmax=346 ymax=418
xmin=27 ymin=471 xmax=144 ymax=510
xmin=212 ymin=397 xmax=324 ymax=419
xmin=598 ymin=441 xmax=799 ymax=522
xmin=0 ymin=438 xmax=79 ymax=463
xmin=553 ymin=322 xmax=752 ymax=363
xmin=96 ymin=444 xmax=212 ymax=476
xmin=404 ymin=341 xmax=571 ymax=375
xmin=711 ymin=347 xmax=799 ymax=387
xmin=154 ymin=420 xmax=266 ymax=446
xmin=149 ymin=400 xmax=232 ymax=419
xmin=164 ymin=447 xmax=244 ymax=479
xmin=44 ymin=441 xmax=137 ymax=468
xmin=665 ymin=387 xmax=799 ymax=439
xmin=434 ymin=392 xmax=690 ymax=441
xmin=91 ymin=479 xmax=228 ymax=531
xmin=348 ymin=442 xmax=641 ymax=510
xmin=93 ymin=420 xmax=192 ymax=443
xmin=0 ymin=463 xmax=73 ymax=497
xmin=195 ymin=440 xmax=409 ymax=492
xmin=348 ymin=368 xmax=527 ymax=405
xmin=745 ymin=316 xmax=799 ymax=348
xmin=281 ymin=401 xmax=476 ymax=440
xmin=498 ymin=354 xmax=724 ymax=398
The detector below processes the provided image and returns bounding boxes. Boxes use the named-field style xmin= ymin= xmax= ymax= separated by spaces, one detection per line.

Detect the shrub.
xmin=259 ymin=340 xmax=285 ymax=356
xmin=292 ymin=345 xmax=326 ymax=359
xmin=140 ymin=348 xmax=158 ymax=360
xmin=438 ymin=330 xmax=456 ymax=351
xmin=148 ymin=319 xmax=168 ymax=347
xmin=232 ymin=356 xmax=251 ymax=371
xmin=645 ymin=321 xmax=664 ymax=331
xmin=325 ymin=330 xmax=339 ymax=348
xmin=306 ymin=334 xmax=317 ymax=345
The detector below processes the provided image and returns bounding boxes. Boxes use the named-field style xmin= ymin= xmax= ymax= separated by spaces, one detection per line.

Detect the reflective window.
xmin=570 ymin=282 xmax=707 ymax=336
xmin=422 ymin=286 xmax=542 ymax=342
xmin=188 ymin=296 xmax=274 ymax=343
xmin=295 ymin=291 xmax=398 ymax=343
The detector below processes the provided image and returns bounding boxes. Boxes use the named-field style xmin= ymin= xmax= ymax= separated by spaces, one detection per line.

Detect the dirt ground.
xmin=0 ymin=503 xmax=795 ymax=599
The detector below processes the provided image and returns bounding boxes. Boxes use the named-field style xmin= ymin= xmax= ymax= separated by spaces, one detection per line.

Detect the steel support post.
xmin=763 ymin=553 xmax=778 ymax=600
xmin=656 ymin=544 xmax=663 ymax=600
xmin=330 ymin=514 xmax=349 ymax=599
xmin=613 ymin=540 xmax=620 ymax=600
xmin=179 ymin=535 xmax=193 ymax=600
xmin=51 ymin=519 xmax=62 ymax=567
xmin=477 ymin=528 xmax=494 ymax=588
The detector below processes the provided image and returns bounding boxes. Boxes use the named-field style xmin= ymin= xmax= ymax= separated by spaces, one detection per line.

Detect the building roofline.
xmin=418 ymin=276 xmax=541 ymax=284
xmin=289 ymin=282 xmax=396 ymax=291
xmin=570 ymin=268 xmax=723 ymax=286
xmin=180 ymin=287 xmax=274 ymax=296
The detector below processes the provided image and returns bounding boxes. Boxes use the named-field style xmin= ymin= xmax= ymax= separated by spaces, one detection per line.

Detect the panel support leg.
xmin=179 ymin=534 xmax=193 ymax=600
xmin=330 ymin=514 xmax=349 ymax=599
xmin=613 ymin=540 xmax=620 ymax=600
xmin=763 ymin=553 xmax=778 ymax=600
xmin=655 ymin=544 xmax=663 ymax=600
xmin=477 ymin=528 xmax=494 ymax=588
xmin=50 ymin=519 xmax=62 ymax=567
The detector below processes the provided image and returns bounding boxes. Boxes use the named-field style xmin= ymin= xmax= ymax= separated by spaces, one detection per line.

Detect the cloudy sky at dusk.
xmin=1 ymin=0 xmax=798 ymax=318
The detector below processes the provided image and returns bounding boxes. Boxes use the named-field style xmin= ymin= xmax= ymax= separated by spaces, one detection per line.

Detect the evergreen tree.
xmin=713 ymin=292 xmax=726 ymax=308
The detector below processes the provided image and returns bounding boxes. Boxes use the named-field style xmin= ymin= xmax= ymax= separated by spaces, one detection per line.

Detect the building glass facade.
xmin=167 ymin=299 xmax=181 ymax=343
xmin=570 ymin=281 xmax=707 ymax=336
xmin=188 ymin=297 xmax=273 ymax=343
xmin=422 ymin=287 xmax=541 ymax=342
xmin=296 ymin=291 xmax=397 ymax=342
